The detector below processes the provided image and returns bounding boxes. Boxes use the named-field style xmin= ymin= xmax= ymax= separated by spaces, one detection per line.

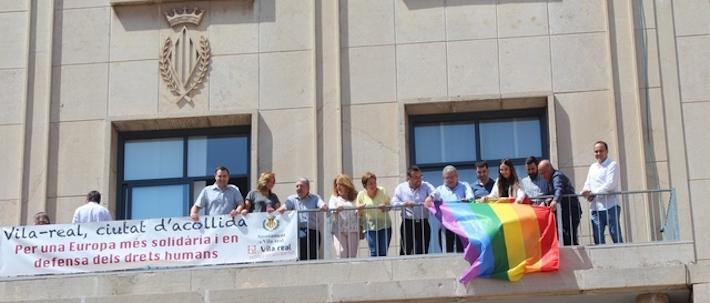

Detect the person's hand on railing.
xmin=276 ymin=206 xmax=286 ymax=215
xmin=355 ymin=204 xmax=365 ymax=215
xmin=403 ymin=201 xmax=415 ymax=208
xmin=378 ymin=203 xmax=388 ymax=212
xmin=424 ymin=197 xmax=434 ymax=208
xmin=232 ymin=205 xmax=248 ymax=217
xmin=547 ymin=200 xmax=557 ymax=211
xmin=581 ymin=189 xmax=595 ymax=202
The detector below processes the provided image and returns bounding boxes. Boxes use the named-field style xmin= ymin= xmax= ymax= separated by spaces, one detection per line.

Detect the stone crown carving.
xmin=164 ymin=7 xmax=204 ymax=27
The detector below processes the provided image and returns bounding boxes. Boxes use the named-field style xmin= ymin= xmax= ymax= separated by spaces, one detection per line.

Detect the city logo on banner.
xmin=262 ymin=215 xmax=280 ymax=232
xmin=160 ymin=7 xmax=211 ymax=105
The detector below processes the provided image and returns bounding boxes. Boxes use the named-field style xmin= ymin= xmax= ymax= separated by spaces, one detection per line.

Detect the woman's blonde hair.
xmin=257 ymin=171 xmax=275 ymax=195
xmin=333 ymin=174 xmax=357 ymax=201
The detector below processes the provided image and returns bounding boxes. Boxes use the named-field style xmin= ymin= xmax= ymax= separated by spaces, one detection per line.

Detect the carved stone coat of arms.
xmin=160 ymin=8 xmax=211 ymax=104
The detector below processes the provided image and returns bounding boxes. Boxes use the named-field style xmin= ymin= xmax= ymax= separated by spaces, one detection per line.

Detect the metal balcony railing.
xmin=292 ymin=189 xmax=680 ymax=261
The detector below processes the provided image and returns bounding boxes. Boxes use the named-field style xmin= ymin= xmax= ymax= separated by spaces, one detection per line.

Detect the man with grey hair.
xmin=425 ymin=165 xmax=474 ymax=253
xmin=280 ymin=177 xmax=327 ymax=260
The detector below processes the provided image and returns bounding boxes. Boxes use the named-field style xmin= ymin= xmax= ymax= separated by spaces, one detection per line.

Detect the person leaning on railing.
xmin=391 ymin=165 xmax=434 ymax=255
xmin=538 ymin=160 xmax=582 ymax=246
xmin=424 ymin=165 xmax=474 ymax=253
xmin=245 ymin=171 xmax=280 ymax=213
xmin=190 ymin=166 xmax=245 ymax=221
xmin=521 ymin=156 xmax=550 ymax=205
xmin=581 ymin=140 xmax=623 ymax=244
xmin=356 ymin=172 xmax=393 ymax=257
xmin=482 ymin=159 xmax=526 ymax=204
xmin=279 ymin=177 xmax=327 ymax=260
xmin=471 ymin=161 xmax=495 ymax=199
xmin=328 ymin=174 xmax=360 ymax=258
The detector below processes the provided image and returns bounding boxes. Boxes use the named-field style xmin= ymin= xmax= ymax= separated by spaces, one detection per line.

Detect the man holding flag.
xmin=425 ymin=165 xmax=473 ymax=253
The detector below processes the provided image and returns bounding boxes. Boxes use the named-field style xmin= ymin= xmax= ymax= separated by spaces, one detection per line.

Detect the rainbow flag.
xmin=432 ymin=201 xmax=559 ymax=283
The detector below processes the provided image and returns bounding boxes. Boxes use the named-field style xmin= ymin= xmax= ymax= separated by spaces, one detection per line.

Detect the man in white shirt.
xmin=581 ymin=141 xmax=623 ymax=244
xmin=425 ymin=165 xmax=474 ymax=253
xmin=72 ymin=190 xmax=112 ymax=223
xmin=392 ymin=166 xmax=435 ymax=255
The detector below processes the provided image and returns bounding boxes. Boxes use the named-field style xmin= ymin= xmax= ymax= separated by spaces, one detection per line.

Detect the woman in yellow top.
xmin=356 ymin=172 xmax=392 ymax=256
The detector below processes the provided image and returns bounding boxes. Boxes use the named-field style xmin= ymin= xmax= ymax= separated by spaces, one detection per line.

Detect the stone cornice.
xmin=110 ymin=0 xmax=252 ymax=7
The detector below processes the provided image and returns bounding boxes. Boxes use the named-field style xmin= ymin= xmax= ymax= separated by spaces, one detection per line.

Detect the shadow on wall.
xmin=339 ymin=0 xmax=352 ymax=106
xmin=553 ymin=96 xmax=574 ymax=171
xmin=341 ymin=106 xmax=354 ymax=177
xmin=48 ymin=0 xmax=64 ymax=221
xmin=257 ymin=113 xmax=274 ymax=174
xmin=403 ymin=0 xmax=559 ymax=10
xmin=632 ymin=2 xmax=663 ymax=189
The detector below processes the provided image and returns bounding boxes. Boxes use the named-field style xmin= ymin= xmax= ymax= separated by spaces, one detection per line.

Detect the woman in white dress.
xmin=483 ymin=159 xmax=527 ymax=203
xmin=328 ymin=174 xmax=360 ymax=258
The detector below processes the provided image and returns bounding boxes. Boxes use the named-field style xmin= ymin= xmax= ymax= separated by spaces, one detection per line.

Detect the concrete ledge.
xmin=0 ymin=242 xmax=694 ymax=302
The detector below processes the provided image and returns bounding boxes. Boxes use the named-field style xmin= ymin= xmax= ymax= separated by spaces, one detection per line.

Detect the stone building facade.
xmin=0 ymin=0 xmax=709 ymax=302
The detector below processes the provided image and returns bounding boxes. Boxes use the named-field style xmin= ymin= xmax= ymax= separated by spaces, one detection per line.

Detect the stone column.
xmin=607 ymin=0 xmax=651 ymax=242
xmin=314 ymin=0 xmax=341 ymax=259
xmin=20 ymin=0 xmax=54 ymax=224
xmin=652 ymin=0 xmax=693 ymax=243
xmin=314 ymin=0 xmax=342 ymax=195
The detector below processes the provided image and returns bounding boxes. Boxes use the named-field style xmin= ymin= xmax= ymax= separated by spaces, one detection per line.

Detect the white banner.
xmin=0 ymin=212 xmax=298 ymax=277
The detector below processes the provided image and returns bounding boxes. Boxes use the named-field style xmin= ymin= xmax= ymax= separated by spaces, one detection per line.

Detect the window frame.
xmin=408 ymin=108 xmax=549 ymax=180
xmin=116 ymin=126 xmax=251 ymax=220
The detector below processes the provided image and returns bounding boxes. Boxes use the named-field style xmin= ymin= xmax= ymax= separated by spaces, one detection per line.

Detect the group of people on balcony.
xmin=40 ymin=140 xmax=622 ymax=260
xmin=188 ymin=139 xmax=622 ymax=258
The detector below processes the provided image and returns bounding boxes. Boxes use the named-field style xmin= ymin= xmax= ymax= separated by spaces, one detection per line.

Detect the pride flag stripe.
xmin=434 ymin=202 xmax=559 ymax=283
xmin=511 ymin=204 xmax=542 ymax=273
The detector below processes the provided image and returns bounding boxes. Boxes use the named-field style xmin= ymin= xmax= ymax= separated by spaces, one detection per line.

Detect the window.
xmin=118 ymin=127 xmax=250 ymax=220
xmin=409 ymin=109 xmax=547 ymax=188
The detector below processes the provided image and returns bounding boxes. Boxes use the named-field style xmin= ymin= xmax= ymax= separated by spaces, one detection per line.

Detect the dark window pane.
xmin=187 ymin=136 xmax=248 ymax=177
xmin=124 ymin=138 xmax=184 ymax=181
xmin=479 ymin=118 xmax=542 ymax=160
xmin=414 ymin=122 xmax=476 ymax=164
xmin=131 ymin=184 xmax=189 ymax=219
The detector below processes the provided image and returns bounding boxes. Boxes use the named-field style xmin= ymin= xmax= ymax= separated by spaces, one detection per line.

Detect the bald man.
xmin=538 ymin=160 xmax=582 ymax=246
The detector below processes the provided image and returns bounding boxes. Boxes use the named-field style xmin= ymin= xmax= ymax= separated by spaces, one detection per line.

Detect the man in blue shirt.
xmin=471 ymin=161 xmax=495 ymax=200
xmin=191 ymin=166 xmax=244 ymax=221
xmin=281 ymin=178 xmax=327 ymax=260
xmin=539 ymin=160 xmax=582 ymax=246
xmin=425 ymin=165 xmax=474 ymax=253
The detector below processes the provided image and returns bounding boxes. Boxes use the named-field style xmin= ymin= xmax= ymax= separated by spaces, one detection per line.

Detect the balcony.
xmin=0 ymin=189 xmax=697 ymax=302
